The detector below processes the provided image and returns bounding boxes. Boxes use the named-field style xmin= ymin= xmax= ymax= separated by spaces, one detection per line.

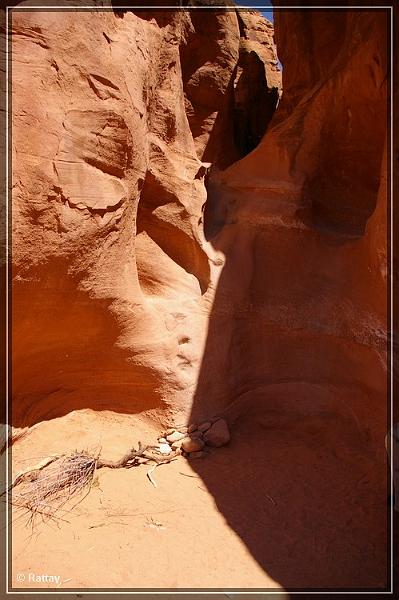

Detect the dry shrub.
xmin=11 ymin=452 xmax=97 ymax=524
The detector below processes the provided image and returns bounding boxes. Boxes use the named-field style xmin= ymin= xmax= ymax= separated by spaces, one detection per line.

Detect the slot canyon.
xmin=7 ymin=0 xmax=393 ymax=592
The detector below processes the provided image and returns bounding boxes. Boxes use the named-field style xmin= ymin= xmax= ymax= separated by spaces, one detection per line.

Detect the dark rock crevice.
xmin=179 ymin=7 xmax=281 ymax=168
xmin=232 ymin=49 xmax=279 ymax=158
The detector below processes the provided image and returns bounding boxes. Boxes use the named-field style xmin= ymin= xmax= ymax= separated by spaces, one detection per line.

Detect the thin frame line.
xmin=389 ymin=3 xmax=394 ymax=595
xmin=7 ymin=5 xmax=394 ymax=8
xmin=6 ymin=4 xmax=394 ymax=8
xmin=5 ymin=4 xmax=10 ymax=596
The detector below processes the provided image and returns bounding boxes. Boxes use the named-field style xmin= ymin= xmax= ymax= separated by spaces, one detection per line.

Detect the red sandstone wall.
xmin=10 ymin=6 xmax=388 ymax=445
xmin=10 ymin=6 xmax=280 ymax=426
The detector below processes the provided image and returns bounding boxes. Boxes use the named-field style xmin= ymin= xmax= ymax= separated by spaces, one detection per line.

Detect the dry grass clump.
xmin=11 ymin=452 xmax=97 ymax=524
xmin=8 ymin=442 xmax=179 ymax=526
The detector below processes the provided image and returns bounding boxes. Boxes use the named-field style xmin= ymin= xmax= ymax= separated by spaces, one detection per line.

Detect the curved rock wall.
xmin=193 ymin=8 xmax=388 ymax=448
xmin=11 ymin=5 xmax=280 ymax=426
xmin=11 ymin=5 xmax=387 ymax=445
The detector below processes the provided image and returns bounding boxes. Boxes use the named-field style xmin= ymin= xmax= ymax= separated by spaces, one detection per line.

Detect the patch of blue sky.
xmin=234 ymin=1 xmax=274 ymax=21
xmin=236 ymin=0 xmax=273 ymax=12
xmin=235 ymin=2 xmax=283 ymax=70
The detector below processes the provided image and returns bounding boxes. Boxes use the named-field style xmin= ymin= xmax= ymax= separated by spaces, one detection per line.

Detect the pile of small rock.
xmin=157 ymin=417 xmax=230 ymax=460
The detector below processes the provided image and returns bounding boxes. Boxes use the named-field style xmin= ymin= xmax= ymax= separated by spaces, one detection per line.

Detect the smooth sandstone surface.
xmin=11 ymin=5 xmax=280 ymax=428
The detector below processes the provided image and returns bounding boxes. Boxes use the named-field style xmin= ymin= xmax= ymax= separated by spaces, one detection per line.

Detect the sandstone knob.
xmin=164 ymin=428 xmax=176 ymax=436
xmin=210 ymin=416 xmax=222 ymax=424
xmin=203 ymin=419 xmax=230 ymax=447
xmin=181 ymin=436 xmax=205 ymax=453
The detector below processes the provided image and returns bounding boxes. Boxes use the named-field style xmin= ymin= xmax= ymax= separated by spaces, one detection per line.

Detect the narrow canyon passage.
xmin=8 ymin=3 xmax=390 ymax=592
xmin=186 ymin=6 xmax=389 ymax=590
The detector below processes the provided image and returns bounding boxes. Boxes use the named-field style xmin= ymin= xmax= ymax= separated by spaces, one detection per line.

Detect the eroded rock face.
xmin=273 ymin=9 xmax=387 ymax=236
xmin=192 ymin=8 xmax=388 ymax=449
xmin=179 ymin=7 xmax=280 ymax=166
xmin=11 ymin=5 xmax=280 ymax=426
xmin=233 ymin=10 xmax=281 ymax=157
xmin=12 ymin=4 xmax=387 ymax=448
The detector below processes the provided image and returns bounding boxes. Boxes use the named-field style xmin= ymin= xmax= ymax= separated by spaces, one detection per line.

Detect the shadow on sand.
xmin=186 ymin=198 xmax=389 ymax=591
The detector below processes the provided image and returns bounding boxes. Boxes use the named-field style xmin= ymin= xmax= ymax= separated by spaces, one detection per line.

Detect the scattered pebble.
xmin=164 ymin=428 xmax=176 ymax=436
xmin=166 ymin=431 xmax=186 ymax=443
xmin=198 ymin=421 xmax=211 ymax=433
xmin=158 ymin=443 xmax=172 ymax=455
xmin=176 ymin=425 xmax=188 ymax=434
xmin=203 ymin=418 xmax=230 ymax=447
xmin=181 ymin=436 xmax=205 ymax=453
xmin=171 ymin=440 xmax=183 ymax=450
xmin=158 ymin=416 xmax=230 ymax=462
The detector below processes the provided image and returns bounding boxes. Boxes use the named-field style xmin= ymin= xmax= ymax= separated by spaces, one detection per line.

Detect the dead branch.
xmin=8 ymin=442 xmax=180 ymax=526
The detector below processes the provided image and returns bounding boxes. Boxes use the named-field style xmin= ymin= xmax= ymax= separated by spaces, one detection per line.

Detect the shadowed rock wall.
xmin=191 ymin=8 xmax=388 ymax=453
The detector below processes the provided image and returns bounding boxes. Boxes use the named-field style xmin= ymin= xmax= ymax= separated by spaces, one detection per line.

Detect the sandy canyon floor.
xmin=7 ymin=407 xmax=388 ymax=591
